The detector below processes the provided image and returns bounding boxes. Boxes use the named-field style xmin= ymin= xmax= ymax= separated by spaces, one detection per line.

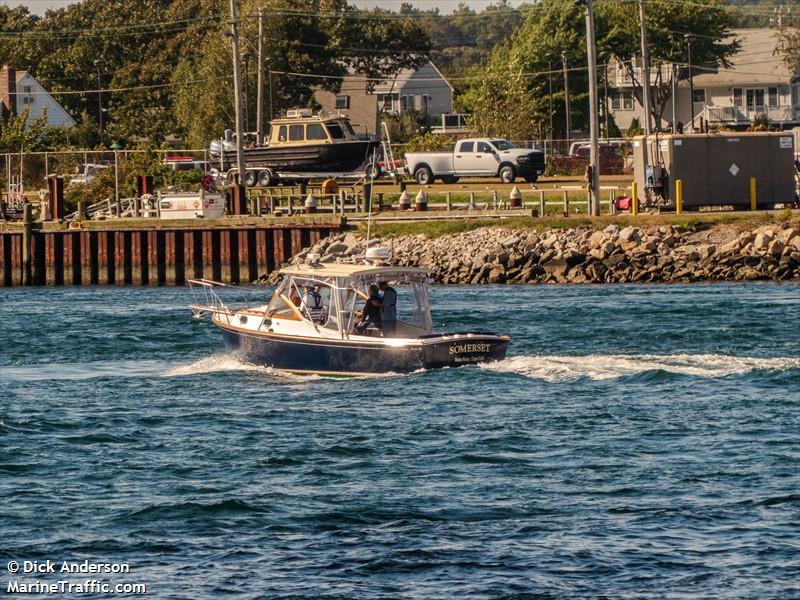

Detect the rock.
xmin=619 ymin=226 xmax=641 ymax=243
xmin=753 ymin=233 xmax=772 ymax=252
xmin=487 ymin=265 xmax=506 ymax=284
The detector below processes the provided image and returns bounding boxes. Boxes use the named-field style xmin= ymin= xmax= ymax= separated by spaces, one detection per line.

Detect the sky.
xmin=7 ymin=0 xmax=526 ymax=16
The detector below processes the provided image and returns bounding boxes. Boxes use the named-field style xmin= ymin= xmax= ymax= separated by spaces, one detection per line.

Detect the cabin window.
xmin=459 ymin=141 xmax=474 ymax=153
xmin=692 ymin=88 xmax=706 ymax=104
xmin=289 ymin=124 xmax=304 ymax=141
xmin=768 ymin=87 xmax=778 ymax=107
xmin=326 ymin=123 xmax=345 ymax=139
xmin=278 ymin=125 xmax=287 ymax=141
xmin=335 ymin=95 xmax=350 ymax=109
xmin=343 ymin=121 xmax=356 ymax=137
xmin=306 ymin=123 xmax=327 ymax=140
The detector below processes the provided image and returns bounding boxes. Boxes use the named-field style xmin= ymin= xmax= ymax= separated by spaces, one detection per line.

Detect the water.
xmin=1 ymin=283 xmax=798 ymax=598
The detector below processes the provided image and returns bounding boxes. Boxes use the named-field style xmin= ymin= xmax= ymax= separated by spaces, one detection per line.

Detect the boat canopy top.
xmin=279 ymin=262 xmax=428 ymax=282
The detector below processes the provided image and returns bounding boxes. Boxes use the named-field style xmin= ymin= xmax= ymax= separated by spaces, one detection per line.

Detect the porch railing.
xmin=703 ymin=104 xmax=798 ymax=124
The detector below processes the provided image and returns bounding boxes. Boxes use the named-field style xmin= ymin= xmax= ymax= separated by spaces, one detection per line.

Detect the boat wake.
xmin=162 ymin=354 xmax=322 ymax=381
xmin=480 ymin=353 xmax=800 ymax=382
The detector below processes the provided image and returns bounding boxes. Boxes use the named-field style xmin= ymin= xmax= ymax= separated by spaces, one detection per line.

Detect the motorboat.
xmin=188 ymin=249 xmax=509 ymax=376
xmin=209 ymin=109 xmax=380 ymax=186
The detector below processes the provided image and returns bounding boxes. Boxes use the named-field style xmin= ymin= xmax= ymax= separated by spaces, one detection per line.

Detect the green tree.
xmin=779 ymin=27 xmax=800 ymax=71
xmin=467 ymin=0 xmax=738 ymax=139
xmin=600 ymin=0 xmax=738 ymax=128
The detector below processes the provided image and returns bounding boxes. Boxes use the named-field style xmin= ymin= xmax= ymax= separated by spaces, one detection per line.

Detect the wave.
xmin=0 ymin=359 xmax=168 ymax=382
xmin=480 ymin=353 xmax=800 ymax=382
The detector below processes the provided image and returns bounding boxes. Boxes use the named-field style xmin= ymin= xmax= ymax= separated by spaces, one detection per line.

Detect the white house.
xmin=607 ymin=28 xmax=799 ymax=132
xmin=1 ymin=65 xmax=76 ymax=129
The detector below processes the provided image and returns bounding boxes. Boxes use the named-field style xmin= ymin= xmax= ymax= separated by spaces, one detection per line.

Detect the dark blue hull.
xmin=218 ymin=326 xmax=509 ymax=376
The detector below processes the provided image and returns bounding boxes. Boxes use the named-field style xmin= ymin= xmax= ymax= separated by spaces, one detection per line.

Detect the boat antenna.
xmin=364 ymin=147 xmax=377 ymax=250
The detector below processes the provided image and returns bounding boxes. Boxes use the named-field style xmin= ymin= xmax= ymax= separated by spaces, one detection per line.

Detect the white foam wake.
xmin=1 ymin=359 xmax=169 ymax=382
xmin=161 ymin=354 xmax=323 ymax=381
xmin=480 ymin=353 xmax=800 ymax=382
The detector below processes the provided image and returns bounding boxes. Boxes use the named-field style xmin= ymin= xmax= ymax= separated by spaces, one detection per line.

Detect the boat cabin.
xmin=264 ymin=259 xmax=433 ymax=339
xmin=266 ymin=109 xmax=361 ymax=147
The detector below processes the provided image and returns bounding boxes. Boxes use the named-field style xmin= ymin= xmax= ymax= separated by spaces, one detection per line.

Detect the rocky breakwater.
xmin=277 ymin=222 xmax=800 ymax=284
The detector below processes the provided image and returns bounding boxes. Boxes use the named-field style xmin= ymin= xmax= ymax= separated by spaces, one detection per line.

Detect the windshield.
xmin=491 ymin=140 xmax=516 ymax=151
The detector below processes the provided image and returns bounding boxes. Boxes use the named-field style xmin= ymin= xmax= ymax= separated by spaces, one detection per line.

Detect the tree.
xmin=598 ymin=0 xmax=738 ymax=129
xmin=467 ymin=0 xmax=739 ymax=139
xmin=466 ymin=0 xmax=591 ymax=140
xmin=779 ymin=27 xmax=800 ymax=72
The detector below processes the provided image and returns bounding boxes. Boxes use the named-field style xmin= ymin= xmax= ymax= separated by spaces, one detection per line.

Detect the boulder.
xmin=619 ymin=226 xmax=641 ymax=243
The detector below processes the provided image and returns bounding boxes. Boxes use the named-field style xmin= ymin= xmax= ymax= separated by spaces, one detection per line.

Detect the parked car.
xmin=68 ymin=163 xmax=109 ymax=186
xmin=554 ymin=142 xmax=630 ymax=175
xmin=405 ymin=138 xmax=546 ymax=184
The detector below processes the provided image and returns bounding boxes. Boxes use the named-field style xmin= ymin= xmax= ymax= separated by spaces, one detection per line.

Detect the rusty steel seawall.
xmin=0 ymin=223 xmax=340 ymax=287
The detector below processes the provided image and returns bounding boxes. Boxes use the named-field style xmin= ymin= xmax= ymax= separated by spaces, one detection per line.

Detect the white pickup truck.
xmin=405 ymin=138 xmax=546 ymax=185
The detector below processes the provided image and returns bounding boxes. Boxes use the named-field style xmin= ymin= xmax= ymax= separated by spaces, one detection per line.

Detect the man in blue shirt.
xmin=378 ymin=280 xmax=397 ymax=337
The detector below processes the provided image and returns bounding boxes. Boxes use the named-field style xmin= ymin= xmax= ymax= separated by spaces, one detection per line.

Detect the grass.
xmin=359 ymin=211 xmax=800 ymax=239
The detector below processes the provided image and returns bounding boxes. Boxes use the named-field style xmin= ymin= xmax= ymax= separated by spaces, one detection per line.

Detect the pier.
xmin=0 ymin=217 xmax=341 ymax=287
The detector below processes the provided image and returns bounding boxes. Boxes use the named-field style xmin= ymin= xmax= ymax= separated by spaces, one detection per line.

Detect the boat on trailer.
xmin=188 ymin=250 xmax=509 ymax=376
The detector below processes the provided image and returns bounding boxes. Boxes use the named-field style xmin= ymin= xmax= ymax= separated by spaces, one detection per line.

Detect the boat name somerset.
xmin=449 ymin=343 xmax=492 ymax=355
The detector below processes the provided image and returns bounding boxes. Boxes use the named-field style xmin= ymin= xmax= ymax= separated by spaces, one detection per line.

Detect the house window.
xmin=692 ymin=88 xmax=706 ymax=104
xmin=400 ymin=95 xmax=412 ymax=112
xmin=768 ymin=87 xmax=778 ymax=108
xmin=334 ymin=95 xmax=350 ymax=109
xmin=622 ymin=91 xmax=633 ymax=110
xmin=23 ymin=85 xmax=31 ymax=93
xmin=611 ymin=92 xmax=621 ymax=110
xmin=733 ymin=88 xmax=743 ymax=107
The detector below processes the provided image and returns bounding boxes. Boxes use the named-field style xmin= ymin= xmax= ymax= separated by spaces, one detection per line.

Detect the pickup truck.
xmin=405 ymin=138 xmax=545 ymax=185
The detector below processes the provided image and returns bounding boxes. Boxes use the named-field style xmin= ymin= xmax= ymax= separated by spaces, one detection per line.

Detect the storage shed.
xmin=632 ymin=132 xmax=796 ymax=209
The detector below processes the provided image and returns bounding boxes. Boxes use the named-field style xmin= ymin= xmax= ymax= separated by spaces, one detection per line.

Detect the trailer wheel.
xmin=441 ymin=176 xmax=459 ymax=184
xmin=524 ymin=175 xmax=539 ymax=184
xmin=365 ymin=162 xmax=382 ymax=180
xmin=257 ymin=169 xmax=275 ymax=187
xmin=415 ymin=166 xmax=434 ymax=185
xmin=244 ymin=170 xmax=258 ymax=187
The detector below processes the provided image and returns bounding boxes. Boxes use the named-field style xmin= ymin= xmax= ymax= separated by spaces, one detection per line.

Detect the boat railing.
xmin=187 ymin=278 xmax=234 ymax=324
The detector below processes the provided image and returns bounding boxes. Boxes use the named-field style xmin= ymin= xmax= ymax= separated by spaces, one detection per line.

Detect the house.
xmin=1 ymin=65 xmax=76 ymax=129
xmin=607 ymin=28 xmax=799 ymax=132
xmin=313 ymin=61 xmax=454 ymax=135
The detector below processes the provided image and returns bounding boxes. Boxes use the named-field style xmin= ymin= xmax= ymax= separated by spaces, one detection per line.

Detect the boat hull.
xmin=218 ymin=327 xmax=509 ymax=376
xmin=212 ymin=139 xmax=379 ymax=174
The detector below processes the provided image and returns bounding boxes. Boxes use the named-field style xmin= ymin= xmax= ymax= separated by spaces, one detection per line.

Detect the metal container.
xmin=632 ymin=132 xmax=796 ymax=209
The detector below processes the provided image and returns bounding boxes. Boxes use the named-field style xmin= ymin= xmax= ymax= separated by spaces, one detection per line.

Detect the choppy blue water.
xmin=1 ymin=283 xmax=799 ymax=598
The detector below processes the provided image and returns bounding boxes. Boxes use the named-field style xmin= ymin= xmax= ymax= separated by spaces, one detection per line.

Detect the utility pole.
xmin=268 ymin=60 xmax=274 ymax=121
xmin=228 ymin=0 xmax=246 ymax=186
xmin=584 ymin=0 xmax=600 ymax=216
xmin=638 ymin=0 xmax=653 ymax=135
xmin=562 ymin=51 xmax=571 ymax=151
xmin=257 ymin=10 xmax=265 ymax=143
xmin=548 ymin=59 xmax=553 ymax=143
xmin=685 ymin=33 xmax=695 ymax=132
xmin=93 ymin=60 xmax=103 ymax=144
xmin=603 ymin=61 xmax=609 ymax=139
xmin=671 ymin=63 xmax=677 ymax=133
